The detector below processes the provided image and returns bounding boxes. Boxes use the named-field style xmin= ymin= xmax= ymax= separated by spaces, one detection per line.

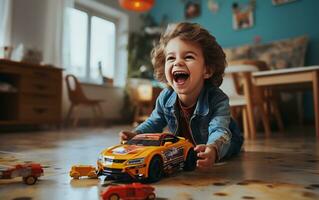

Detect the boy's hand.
xmin=194 ymin=144 xmax=217 ymax=171
xmin=119 ymin=131 xmax=137 ymax=142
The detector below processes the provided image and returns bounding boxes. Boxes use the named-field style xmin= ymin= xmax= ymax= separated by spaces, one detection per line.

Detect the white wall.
xmin=11 ymin=0 xmax=46 ymax=52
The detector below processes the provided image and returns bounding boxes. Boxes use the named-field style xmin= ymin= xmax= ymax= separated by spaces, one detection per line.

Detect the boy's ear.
xmin=204 ymin=66 xmax=214 ymax=79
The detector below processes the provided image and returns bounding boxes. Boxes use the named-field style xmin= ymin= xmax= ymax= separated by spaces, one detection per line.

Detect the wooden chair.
xmin=65 ymin=74 xmax=104 ymax=127
xmin=220 ymin=69 xmax=251 ymax=139
xmin=229 ymin=60 xmax=284 ymax=132
xmin=221 ymin=64 xmax=271 ymax=139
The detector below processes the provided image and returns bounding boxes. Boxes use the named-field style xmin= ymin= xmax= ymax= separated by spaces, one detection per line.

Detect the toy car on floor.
xmin=0 ymin=163 xmax=44 ymax=185
xmin=101 ymin=182 xmax=155 ymax=200
xmin=97 ymin=133 xmax=197 ymax=182
xmin=69 ymin=165 xmax=97 ymax=179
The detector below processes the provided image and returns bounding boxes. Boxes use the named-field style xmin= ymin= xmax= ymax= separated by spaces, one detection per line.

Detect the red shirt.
xmin=177 ymin=100 xmax=196 ymax=145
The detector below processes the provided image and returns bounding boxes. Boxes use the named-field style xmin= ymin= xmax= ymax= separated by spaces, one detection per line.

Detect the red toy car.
xmin=0 ymin=163 xmax=44 ymax=185
xmin=101 ymin=182 xmax=156 ymax=200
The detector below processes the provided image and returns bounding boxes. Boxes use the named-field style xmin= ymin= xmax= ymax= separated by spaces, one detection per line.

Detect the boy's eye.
xmin=185 ymin=55 xmax=194 ymax=60
xmin=166 ymin=56 xmax=175 ymax=61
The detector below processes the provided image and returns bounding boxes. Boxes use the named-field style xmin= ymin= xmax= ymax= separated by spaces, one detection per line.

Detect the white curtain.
xmin=43 ymin=0 xmax=74 ymax=68
xmin=0 ymin=0 xmax=12 ymax=56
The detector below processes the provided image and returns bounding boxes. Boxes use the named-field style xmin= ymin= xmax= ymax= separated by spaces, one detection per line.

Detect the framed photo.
xmin=272 ymin=0 xmax=297 ymax=6
xmin=185 ymin=0 xmax=201 ymax=19
xmin=232 ymin=2 xmax=254 ymax=30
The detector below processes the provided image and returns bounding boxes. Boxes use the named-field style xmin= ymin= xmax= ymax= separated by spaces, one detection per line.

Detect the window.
xmin=68 ymin=6 xmax=116 ymax=84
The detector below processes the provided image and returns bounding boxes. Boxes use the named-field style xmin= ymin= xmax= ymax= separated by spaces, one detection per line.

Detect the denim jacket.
xmin=134 ymin=83 xmax=243 ymax=160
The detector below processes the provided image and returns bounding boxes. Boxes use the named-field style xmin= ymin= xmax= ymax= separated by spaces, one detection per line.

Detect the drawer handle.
xmin=33 ymin=108 xmax=48 ymax=114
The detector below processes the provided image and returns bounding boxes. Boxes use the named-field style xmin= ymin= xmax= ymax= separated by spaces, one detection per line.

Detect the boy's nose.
xmin=173 ymin=60 xmax=185 ymax=67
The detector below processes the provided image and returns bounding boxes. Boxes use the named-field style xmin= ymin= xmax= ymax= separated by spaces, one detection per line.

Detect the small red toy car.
xmin=0 ymin=163 xmax=44 ymax=185
xmin=101 ymin=182 xmax=156 ymax=200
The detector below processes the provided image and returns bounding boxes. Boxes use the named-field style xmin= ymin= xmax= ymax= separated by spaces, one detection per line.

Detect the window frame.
xmin=67 ymin=0 xmax=128 ymax=87
xmin=71 ymin=3 xmax=117 ymax=84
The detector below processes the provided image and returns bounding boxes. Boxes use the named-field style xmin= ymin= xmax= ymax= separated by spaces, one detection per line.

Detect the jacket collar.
xmin=194 ymin=84 xmax=210 ymax=116
xmin=165 ymin=83 xmax=211 ymax=116
xmin=166 ymin=88 xmax=177 ymax=108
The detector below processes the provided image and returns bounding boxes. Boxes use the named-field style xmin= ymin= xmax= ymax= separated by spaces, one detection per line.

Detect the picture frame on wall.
xmin=185 ymin=0 xmax=201 ymax=19
xmin=272 ymin=0 xmax=297 ymax=6
xmin=232 ymin=2 xmax=254 ymax=30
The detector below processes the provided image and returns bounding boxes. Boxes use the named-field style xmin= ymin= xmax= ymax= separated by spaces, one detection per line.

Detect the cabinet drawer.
xmin=20 ymin=78 xmax=60 ymax=95
xmin=19 ymin=105 xmax=60 ymax=121
xmin=20 ymin=94 xmax=59 ymax=106
xmin=0 ymin=65 xmax=28 ymax=74
xmin=27 ymin=69 xmax=60 ymax=81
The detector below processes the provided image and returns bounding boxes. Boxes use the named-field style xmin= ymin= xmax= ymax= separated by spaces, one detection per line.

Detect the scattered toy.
xmin=101 ymin=182 xmax=155 ymax=200
xmin=69 ymin=165 xmax=97 ymax=179
xmin=0 ymin=163 xmax=44 ymax=185
xmin=97 ymin=133 xmax=197 ymax=182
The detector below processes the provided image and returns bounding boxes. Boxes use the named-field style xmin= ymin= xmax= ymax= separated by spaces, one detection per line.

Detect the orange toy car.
xmin=97 ymin=133 xmax=197 ymax=182
xmin=101 ymin=182 xmax=155 ymax=200
xmin=0 ymin=163 xmax=44 ymax=185
xmin=69 ymin=165 xmax=97 ymax=179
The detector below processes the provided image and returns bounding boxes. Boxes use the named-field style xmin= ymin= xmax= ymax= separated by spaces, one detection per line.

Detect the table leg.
xmin=243 ymin=73 xmax=256 ymax=139
xmin=313 ymin=71 xmax=319 ymax=138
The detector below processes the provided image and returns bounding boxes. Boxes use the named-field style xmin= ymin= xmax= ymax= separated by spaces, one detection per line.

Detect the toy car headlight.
xmin=98 ymin=154 xmax=104 ymax=163
xmin=127 ymin=158 xmax=145 ymax=165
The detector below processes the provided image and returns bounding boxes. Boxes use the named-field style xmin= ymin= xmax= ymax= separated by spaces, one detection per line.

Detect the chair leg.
xmin=242 ymin=107 xmax=250 ymax=139
xmin=73 ymin=106 xmax=79 ymax=127
xmin=258 ymin=88 xmax=272 ymax=137
xmin=65 ymin=104 xmax=74 ymax=127
xmin=257 ymin=103 xmax=271 ymax=137
xmin=271 ymin=99 xmax=284 ymax=133
xmin=89 ymin=104 xmax=104 ymax=126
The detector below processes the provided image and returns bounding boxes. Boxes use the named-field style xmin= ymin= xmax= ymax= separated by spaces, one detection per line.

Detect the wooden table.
xmin=252 ymin=66 xmax=319 ymax=138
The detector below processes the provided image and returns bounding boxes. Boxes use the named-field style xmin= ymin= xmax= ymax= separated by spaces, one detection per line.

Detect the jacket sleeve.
xmin=207 ymin=93 xmax=232 ymax=161
xmin=134 ymin=89 xmax=168 ymax=134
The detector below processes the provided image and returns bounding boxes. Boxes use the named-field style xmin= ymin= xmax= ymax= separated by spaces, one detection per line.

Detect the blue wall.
xmin=150 ymin=0 xmax=319 ymax=65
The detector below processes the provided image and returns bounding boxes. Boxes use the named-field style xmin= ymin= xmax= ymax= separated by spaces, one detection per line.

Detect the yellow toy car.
xmin=97 ymin=133 xmax=197 ymax=182
xmin=69 ymin=165 xmax=97 ymax=179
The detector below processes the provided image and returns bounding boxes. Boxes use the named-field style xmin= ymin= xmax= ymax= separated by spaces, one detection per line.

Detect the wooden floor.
xmin=0 ymin=125 xmax=318 ymax=200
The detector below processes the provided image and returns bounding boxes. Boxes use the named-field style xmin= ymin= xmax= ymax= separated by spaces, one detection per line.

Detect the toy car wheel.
xmin=88 ymin=171 xmax=97 ymax=178
xmin=147 ymin=156 xmax=163 ymax=183
xmin=183 ymin=148 xmax=197 ymax=171
xmin=108 ymin=193 xmax=119 ymax=200
xmin=23 ymin=176 xmax=38 ymax=185
xmin=147 ymin=192 xmax=156 ymax=200
xmin=71 ymin=172 xmax=80 ymax=179
xmin=97 ymin=170 xmax=103 ymax=177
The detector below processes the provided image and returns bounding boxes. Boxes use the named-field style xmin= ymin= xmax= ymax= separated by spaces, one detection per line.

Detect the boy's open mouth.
xmin=173 ymin=71 xmax=190 ymax=84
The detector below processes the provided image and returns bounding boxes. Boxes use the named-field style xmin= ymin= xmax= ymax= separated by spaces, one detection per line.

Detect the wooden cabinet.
xmin=0 ymin=59 xmax=62 ymax=125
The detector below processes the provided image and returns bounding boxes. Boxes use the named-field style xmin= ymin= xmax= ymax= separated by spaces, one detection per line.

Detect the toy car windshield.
xmin=127 ymin=139 xmax=161 ymax=146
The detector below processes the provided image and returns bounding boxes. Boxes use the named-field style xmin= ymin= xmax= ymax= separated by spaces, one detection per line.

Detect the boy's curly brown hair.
xmin=151 ymin=22 xmax=226 ymax=87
